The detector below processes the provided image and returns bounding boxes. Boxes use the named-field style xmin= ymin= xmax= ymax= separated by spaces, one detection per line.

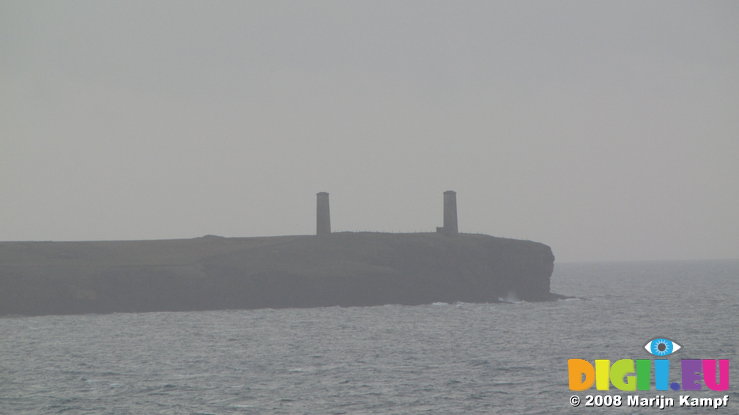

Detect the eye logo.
xmin=644 ymin=338 xmax=681 ymax=356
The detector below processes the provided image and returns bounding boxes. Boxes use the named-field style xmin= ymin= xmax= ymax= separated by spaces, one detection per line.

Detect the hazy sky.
xmin=2 ymin=1 xmax=738 ymax=262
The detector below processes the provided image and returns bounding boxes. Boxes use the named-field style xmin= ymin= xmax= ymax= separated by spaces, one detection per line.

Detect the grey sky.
xmin=2 ymin=0 xmax=738 ymax=262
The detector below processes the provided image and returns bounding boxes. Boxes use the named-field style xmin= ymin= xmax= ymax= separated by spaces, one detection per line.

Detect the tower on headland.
xmin=316 ymin=192 xmax=331 ymax=236
xmin=436 ymin=190 xmax=458 ymax=235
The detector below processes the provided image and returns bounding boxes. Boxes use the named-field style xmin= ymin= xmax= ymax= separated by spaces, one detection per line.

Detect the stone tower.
xmin=436 ymin=190 xmax=458 ymax=235
xmin=316 ymin=192 xmax=331 ymax=236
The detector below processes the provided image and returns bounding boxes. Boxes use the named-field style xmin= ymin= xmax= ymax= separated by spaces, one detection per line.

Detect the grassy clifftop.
xmin=0 ymin=232 xmax=555 ymax=316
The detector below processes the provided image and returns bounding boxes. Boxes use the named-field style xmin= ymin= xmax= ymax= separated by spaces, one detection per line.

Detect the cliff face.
xmin=0 ymin=232 xmax=555 ymax=316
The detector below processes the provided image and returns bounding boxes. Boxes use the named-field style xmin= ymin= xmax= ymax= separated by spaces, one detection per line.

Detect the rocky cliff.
xmin=0 ymin=232 xmax=556 ymax=316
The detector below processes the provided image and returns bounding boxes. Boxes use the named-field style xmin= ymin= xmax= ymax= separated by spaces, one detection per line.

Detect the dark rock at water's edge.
xmin=0 ymin=232 xmax=557 ymax=316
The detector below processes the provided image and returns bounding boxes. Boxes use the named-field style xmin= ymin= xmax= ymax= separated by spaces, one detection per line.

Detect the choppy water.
xmin=2 ymin=260 xmax=738 ymax=414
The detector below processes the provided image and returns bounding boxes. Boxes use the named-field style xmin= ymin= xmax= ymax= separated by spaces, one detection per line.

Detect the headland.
xmin=0 ymin=191 xmax=560 ymax=316
xmin=0 ymin=232 xmax=556 ymax=316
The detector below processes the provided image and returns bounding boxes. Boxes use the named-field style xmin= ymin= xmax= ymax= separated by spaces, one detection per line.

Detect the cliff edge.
xmin=0 ymin=232 xmax=556 ymax=316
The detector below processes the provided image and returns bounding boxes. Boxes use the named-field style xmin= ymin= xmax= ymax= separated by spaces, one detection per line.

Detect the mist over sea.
xmin=2 ymin=260 xmax=737 ymax=414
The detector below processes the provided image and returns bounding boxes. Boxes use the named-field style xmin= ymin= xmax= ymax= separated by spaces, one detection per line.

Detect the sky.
xmin=2 ymin=0 xmax=738 ymax=262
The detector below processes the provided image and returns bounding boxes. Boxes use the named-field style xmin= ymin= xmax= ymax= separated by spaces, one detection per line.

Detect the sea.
xmin=1 ymin=260 xmax=737 ymax=414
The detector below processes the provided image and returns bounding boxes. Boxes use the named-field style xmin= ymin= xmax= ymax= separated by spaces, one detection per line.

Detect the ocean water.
xmin=1 ymin=260 xmax=737 ymax=414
